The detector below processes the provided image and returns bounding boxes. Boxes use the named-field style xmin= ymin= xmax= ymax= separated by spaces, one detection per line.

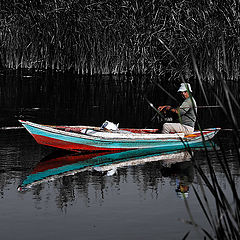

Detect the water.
xmin=0 ymin=70 xmax=239 ymax=239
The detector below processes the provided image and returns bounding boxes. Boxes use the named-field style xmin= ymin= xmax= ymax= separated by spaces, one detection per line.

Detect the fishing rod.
xmin=197 ymin=106 xmax=221 ymax=109
xmin=131 ymin=77 xmax=222 ymax=129
xmin=150 ymin=78 xmax=222 ymax=109
xmin=129 ymin=77 xmax=167 ymax=125
xmin=143 ymin=95 xmax=166 ymax=120
xmin=145 ymin=96 xmax=221 ymax=116
xmin=145 ymin=101 xmax=222 ymax=129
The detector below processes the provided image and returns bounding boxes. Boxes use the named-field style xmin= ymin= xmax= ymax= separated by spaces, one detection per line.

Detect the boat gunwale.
xmin=19 ymin=120 xmax=187 ymax=141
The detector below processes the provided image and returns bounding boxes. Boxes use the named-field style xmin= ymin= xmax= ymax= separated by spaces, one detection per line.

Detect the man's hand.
xmin=158 ymin=105 xmax=179 ymax=115
xmin=158 ymin=105 xmax=171 ymax=113
xmin=157 ymin=106 xmax=166 ymax=112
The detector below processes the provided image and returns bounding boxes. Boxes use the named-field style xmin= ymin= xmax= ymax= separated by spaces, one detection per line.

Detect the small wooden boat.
xmin=19 ymin=120 xmax=220 ymax=152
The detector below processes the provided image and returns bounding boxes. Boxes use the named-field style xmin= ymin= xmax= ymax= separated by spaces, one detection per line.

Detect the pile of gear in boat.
xmin=80 ymin=120 xmax=132 ymax=136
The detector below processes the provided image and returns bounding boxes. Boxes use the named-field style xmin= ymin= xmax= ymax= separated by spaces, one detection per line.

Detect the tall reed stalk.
xmin=182 ymin=50 xmax=240 ymax=239
xmin=0 ymin=0 xmax=240 ymax=79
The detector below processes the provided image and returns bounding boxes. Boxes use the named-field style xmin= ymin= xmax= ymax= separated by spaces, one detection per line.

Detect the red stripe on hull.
xmin=31 ymin=151 xmax=114 ymax=174
xmin=32 ymin=134 xmax=128 ymax=152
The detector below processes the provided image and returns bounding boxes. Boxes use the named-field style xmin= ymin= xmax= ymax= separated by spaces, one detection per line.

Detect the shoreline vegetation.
xmin=0 ymin=0 xmax=240 ymax=80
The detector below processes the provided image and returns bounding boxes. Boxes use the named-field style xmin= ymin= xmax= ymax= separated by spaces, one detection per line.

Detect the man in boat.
xmin=158 ymin=83 xmax=197 ymax=134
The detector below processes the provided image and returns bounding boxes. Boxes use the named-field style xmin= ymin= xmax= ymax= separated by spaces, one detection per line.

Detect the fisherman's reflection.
xmin=160 ymin=151 xmax=193 ymax=199
xmin=175 ymin=177 xmax=190 ymax=199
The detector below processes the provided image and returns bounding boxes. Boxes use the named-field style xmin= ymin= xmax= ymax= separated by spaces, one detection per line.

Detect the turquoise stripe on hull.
xmin=23 ymin=123 xmax=186 ymax=150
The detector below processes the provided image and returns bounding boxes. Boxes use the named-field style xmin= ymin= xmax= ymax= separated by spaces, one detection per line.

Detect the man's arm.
xmin=179 ymin=100 xmax=191 ymax=116
xmin=158 ymin=105 xmax=179 ymax=114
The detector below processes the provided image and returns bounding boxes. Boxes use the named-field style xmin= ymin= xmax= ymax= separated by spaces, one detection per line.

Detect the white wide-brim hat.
xmin=177 ymin=83 xmax=192 ymax=92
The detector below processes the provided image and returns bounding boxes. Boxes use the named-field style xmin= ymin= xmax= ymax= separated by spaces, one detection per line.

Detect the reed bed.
xmin=179 ymin=53 xmax=240 ymax=238
xmin=0 ymin=0 xmax=240 ymax=80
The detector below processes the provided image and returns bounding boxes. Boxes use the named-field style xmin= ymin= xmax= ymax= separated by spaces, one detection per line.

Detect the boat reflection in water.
xmin=18 ymin=142 xmax=216 ymax=198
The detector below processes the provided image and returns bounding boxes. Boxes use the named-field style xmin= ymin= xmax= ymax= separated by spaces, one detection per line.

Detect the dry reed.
xmin=0 ymin=0 xmax=239 ymax=79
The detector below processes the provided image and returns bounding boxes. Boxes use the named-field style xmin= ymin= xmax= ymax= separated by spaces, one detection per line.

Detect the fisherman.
xmin=158 ymin=83 xmax=197 ymax=134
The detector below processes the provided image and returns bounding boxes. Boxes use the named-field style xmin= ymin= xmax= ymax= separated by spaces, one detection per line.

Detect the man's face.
xmin=180 ymin=91 xmax=189 ymax=99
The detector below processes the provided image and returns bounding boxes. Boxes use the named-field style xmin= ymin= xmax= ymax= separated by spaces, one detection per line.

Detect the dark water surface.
xmin=0 ymin=70 xmax=240 ymax=240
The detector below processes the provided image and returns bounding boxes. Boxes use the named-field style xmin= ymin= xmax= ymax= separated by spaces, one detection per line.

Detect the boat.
xmin=19 ymin=120 xmax=220 ymax=152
